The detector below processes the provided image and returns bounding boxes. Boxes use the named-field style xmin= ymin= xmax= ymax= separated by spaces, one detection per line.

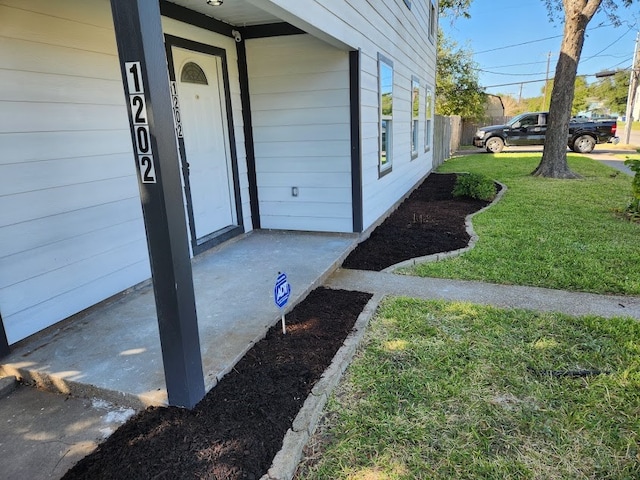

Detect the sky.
xmin=440 ymin=0 xmax=639 ymax=100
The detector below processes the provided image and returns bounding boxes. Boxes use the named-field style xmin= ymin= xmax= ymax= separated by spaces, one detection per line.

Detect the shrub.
xmin=452 ymin=172 xmax=497 ymax=201
xmin=623 ymin=158 xmax=640 ymax=221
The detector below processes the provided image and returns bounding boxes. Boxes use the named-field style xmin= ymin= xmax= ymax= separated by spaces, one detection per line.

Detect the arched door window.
xmin=181 ymin=62 xmax=208 ymax=85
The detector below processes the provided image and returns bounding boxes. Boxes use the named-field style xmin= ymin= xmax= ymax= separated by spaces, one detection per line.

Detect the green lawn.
xmin=618 ymin=120 xmax=640 ymax=132
xmin=614 ymin=152 xmax=640 ymax=162
xmin=403 ymin=153 xmax=640 ymax=295
xmin=300 ymin=298 xmax=640 ymax=479
xmin=297 ymin=153 xmax=640 ymax=479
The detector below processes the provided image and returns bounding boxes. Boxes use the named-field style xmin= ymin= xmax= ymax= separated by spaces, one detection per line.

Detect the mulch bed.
xmin=342 ymin=173 xmax=494 ymax=271
xmin=63 ymin=172 xmax=490 ymax=479
xmin=63 ymin=288 xmax=371 ymax=480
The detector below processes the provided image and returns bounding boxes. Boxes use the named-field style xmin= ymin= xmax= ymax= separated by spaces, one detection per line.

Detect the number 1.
xmin=125 ymin=62 xmax=143 ymax=94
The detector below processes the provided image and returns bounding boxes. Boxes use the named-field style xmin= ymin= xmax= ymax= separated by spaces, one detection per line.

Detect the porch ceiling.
xmin=167 ymin=0 xmax=282 ymax=26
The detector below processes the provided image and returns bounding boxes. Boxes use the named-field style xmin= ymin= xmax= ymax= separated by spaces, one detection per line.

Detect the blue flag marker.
xmin=274 ymin=272 xmax=291 ymax=334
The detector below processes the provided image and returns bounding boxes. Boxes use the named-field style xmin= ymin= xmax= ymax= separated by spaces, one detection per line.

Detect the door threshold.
xmin=193 ymin=225 xmax=244 ymax=255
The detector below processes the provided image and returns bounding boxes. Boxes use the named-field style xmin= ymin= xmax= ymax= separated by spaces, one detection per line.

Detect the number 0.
xmin=136 ymin=126 xmax=150 ymax=154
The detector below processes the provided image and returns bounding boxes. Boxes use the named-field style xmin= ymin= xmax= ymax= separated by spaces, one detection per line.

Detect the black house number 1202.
xmin=125 ymin=61 xmax=157 ymax=184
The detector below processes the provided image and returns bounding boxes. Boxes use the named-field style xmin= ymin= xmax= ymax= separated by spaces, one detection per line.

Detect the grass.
xmin=618 ymin=121 xmax=640 ymax=132
xmin=300 ymin=298 xmax=640 ymax=479
xmin=614 ymin=152 xmax=640 ymax=162
xmin=403 ymin=153 xmax=640 ymax=295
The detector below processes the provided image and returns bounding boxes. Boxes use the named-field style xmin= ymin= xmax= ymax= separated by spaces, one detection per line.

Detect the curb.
xmin=381 ymin=180 xmax=507 ymax=273
xmin=261 ymin=292 xmax=384 ymax=480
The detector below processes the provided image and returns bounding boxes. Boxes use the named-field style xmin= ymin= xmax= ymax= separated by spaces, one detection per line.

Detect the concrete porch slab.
xmin=0 ymin=230 xmax=357 ymax=409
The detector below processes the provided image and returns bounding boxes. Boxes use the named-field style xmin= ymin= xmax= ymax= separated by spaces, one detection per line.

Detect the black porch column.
xmin=109 ymin=0 xmax=205 ymax=408
xmin=0 ymin=312 xmax=9 ymax=357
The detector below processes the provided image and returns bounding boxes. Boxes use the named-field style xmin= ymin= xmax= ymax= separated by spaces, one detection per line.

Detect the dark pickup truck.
xmin=473 ymin=112 xmax=619 ymax=153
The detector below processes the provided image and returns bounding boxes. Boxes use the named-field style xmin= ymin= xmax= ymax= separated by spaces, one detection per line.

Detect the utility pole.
xmin=518 ymin=83 xmax=523 ymax=104
xmin=542 ymin=52 xmax=551 ymax=110
xmin=623 ymin=32 xmax=640 ymax=145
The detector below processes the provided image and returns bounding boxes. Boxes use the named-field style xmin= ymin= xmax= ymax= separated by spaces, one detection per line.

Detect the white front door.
xmin=172 ymin=47 xmax=235 ymax=244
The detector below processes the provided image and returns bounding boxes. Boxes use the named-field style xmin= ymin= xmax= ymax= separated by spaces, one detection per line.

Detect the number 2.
xmin=131 ymin=96 xmax=147 ymax=124
xmin=139 ymin=156 xmax=156 ymax=183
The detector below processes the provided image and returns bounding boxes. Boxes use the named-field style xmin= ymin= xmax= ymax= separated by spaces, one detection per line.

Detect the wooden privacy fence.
xmin=433 ymin=115 xmax=461 ymax=167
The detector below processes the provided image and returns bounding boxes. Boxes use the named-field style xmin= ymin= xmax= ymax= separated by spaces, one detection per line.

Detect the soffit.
xmin=166 ymin=0 xmax=282 ymax=26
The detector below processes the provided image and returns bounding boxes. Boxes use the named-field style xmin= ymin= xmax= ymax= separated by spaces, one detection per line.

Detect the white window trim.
xmin=411 ymin=75 xmax=420 ymax=159
xmin=378 ymin=53 xmax=394 ymax=177
xmin=429 ymin=1 xmax=437 ymax=43
xmin=425 ymin=85 xmax=433 ymax=152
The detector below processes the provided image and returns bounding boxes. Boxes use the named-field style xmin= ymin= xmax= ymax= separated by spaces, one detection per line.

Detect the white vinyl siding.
xmin=0 ymin=0 xmax=436 ymax=343
xmin=0 ymin=0 xmax=150 ymax=343
xmin=263 ymin=0 xmax=436 ymax=231
xmin=0 ymin=0 xmax=250 ymax=344
xmin=247 ymin=34 xmax=352 ymax=232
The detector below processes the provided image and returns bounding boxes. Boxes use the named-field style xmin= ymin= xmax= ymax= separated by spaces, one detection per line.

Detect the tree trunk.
xmin=532 ymin=0 xmax=601 ymax=178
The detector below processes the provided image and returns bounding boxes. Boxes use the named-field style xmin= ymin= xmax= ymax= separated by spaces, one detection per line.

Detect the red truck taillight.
xmin=612 ymin=123 xmax=617 ymax=135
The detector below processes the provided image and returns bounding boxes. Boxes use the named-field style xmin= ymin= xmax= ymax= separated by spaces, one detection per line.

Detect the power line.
xmin=476 ymin=41 xmax=633 ymax=87
xmin=483 ymin=60 xmax=551 ymax=69
xmin=473 ymin=22 xmax=616 ymax=55
xmin=481 ymin=69 xmax=628 ymax=90
xmin=607 ymin=57 xmax=633 ymax=69
xmin=477 ymin=54 xmax=630 ymax=76
xmin=474 ymin=35 xmax=562 ymax=55
xmin=581 ymin=25 xmax=634 ymax=62
xmin=482 ymin=78 xmax=549 ymax=89
xmin=483 ymin=53 xmax=629 ymax=70
xmin=477 ymin=69 xmax=547 ymax=76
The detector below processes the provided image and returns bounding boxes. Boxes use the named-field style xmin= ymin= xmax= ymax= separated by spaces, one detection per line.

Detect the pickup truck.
xmin=473 ymin=112 xmax=619 ymax=153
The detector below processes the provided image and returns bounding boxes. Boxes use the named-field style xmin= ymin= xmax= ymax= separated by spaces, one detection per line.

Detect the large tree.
xmin=533 ymin=0 xmax=634 ymax=178
xmin=439 ymin=0 xmax=473 ymax=18
xmin=436 ymin=32 xmax=486 ymax=119
xmin=437 ymin=0 xmax=485 ymax=119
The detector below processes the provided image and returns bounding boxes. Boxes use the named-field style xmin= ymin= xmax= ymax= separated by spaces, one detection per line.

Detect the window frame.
xmin=424 ymin=85 xmax=433 ymax=152
xmin=378 ymin=53 xmax=394 ymax=177
xmin=411 ymin=75 xmax=420 ymax=159
xmin=429 ymin=1 xmax=437 ymax=43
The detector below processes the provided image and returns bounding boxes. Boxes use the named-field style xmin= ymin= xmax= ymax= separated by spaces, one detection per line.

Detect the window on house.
xmin=379 ymin=54 xmax=394 ymax=175
xmin=429 ymin=1 xmax=437 ymax=41
xmin=425 ymin=86 xmax=433 ymax=151
xmin=411 ymin=76 xmax=420 ymax=158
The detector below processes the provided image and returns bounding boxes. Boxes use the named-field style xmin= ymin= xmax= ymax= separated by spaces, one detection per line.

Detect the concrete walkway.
xmin=0 ymin=230 xmax=358 ymax=409
xmin=326 ymin=268 xmax=640 ymax=320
